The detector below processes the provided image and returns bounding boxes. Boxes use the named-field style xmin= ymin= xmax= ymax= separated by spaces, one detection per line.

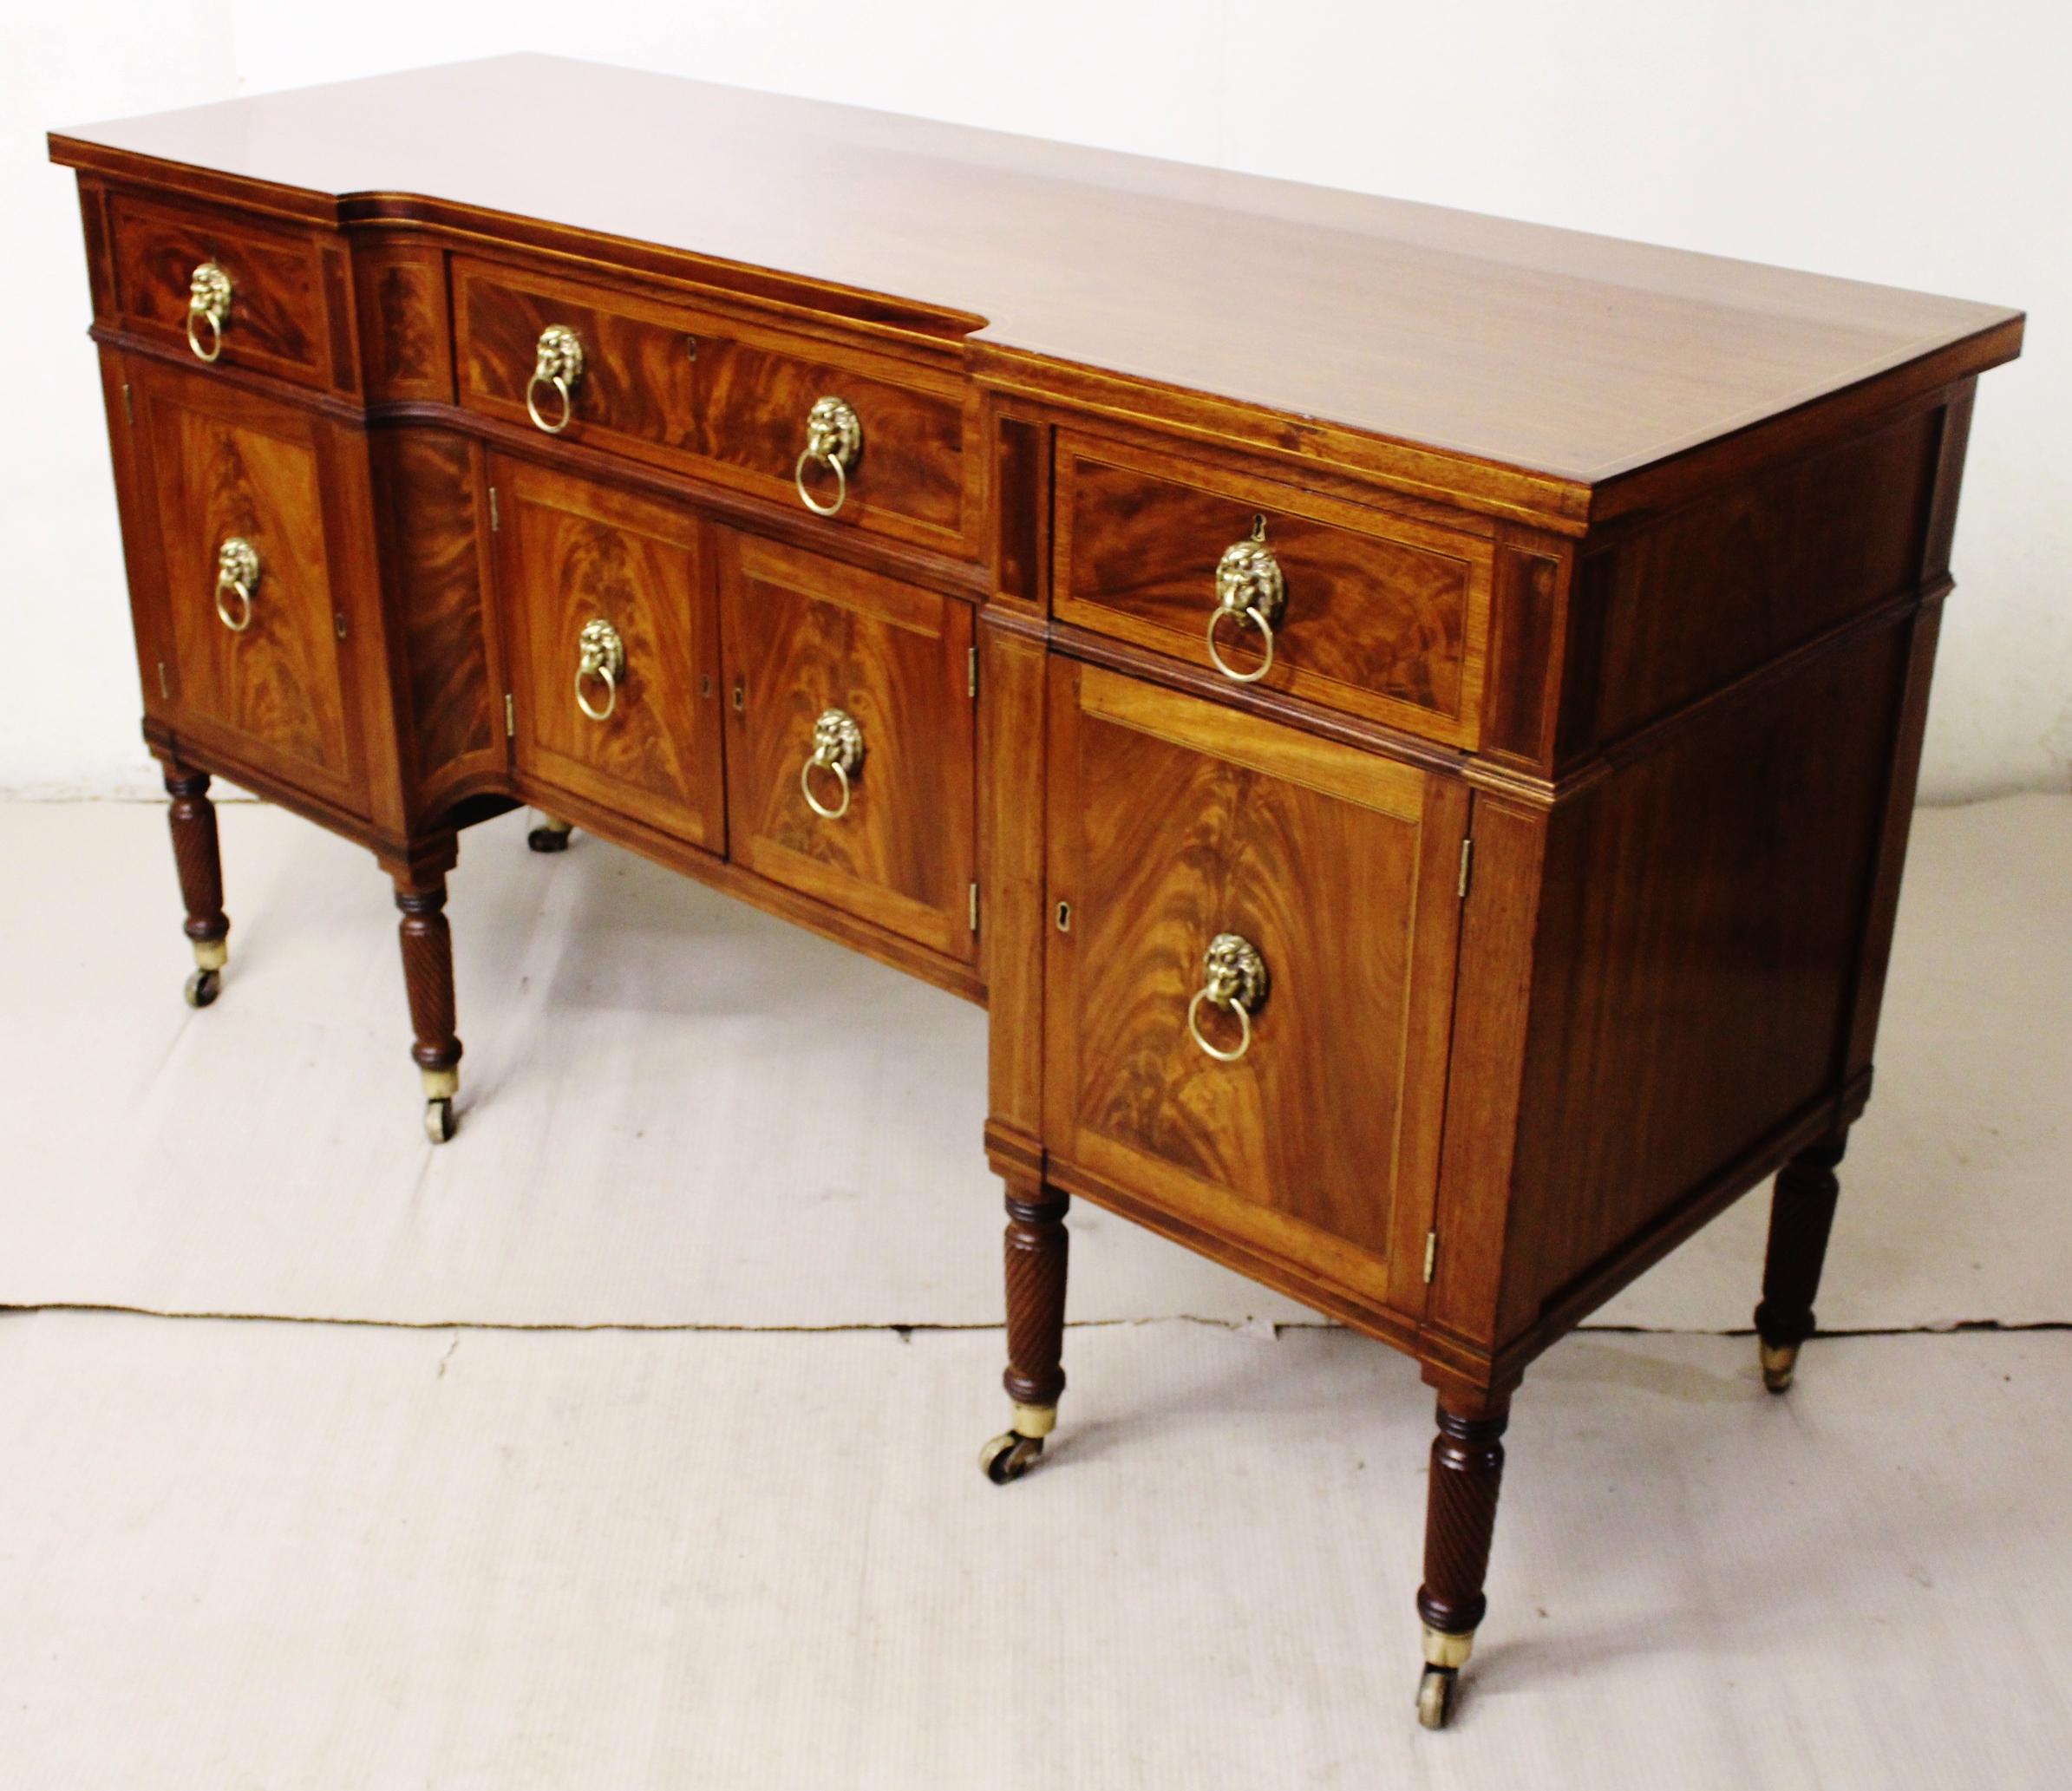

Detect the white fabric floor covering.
xmin=3 ymin=794 xmax=2069 ymax=1785
xmin=2 ymin=1313 xmax=2065 ymax=1788
xmin=1 ymin=792 xmax=2066 ymax=1332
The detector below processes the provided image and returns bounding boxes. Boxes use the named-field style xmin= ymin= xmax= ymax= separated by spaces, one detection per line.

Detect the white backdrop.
xmin=4 ymin=2 xmax=2064 ymax=799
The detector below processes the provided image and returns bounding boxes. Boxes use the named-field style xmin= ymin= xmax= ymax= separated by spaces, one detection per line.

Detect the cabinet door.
xmin=492 ymin=455 xmax=725 ymax=853
xmin=130 ymin=359 xmax=363 ymax=810
xmin=719 ymin=533 xmax=976 ymax=961
xmin=1043 ymin=662 xmax=1468 ymax=1319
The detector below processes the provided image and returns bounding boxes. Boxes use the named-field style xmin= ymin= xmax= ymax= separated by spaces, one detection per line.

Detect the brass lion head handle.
xmin=1206 ymin=515 xmax=1285 ymax=684
xmin=1186 ymin=932 xmax=1268 ymax=1063
xmin=574 ymin=618 xmax=624 ymax=722
xmin=801 ymin=706 xmax=865 ymax=820
xmin=214 ymin=537 xmax=258 ymax=633
xmin=187 ymin=262 xmax=232 ymax=363
xmin=794 ymin=395 xmax=863 ymax=518
xmin=526 ymin=325 xmax=586 ymax=435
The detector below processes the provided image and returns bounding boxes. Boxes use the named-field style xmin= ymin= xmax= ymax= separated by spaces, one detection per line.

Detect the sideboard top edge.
xmin=53 ymin=55 xmax=2023 ymax=492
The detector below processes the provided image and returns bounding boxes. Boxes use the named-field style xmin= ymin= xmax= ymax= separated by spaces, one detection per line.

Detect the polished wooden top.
xmin=52 ymin=55 xmax=2021 ymax=485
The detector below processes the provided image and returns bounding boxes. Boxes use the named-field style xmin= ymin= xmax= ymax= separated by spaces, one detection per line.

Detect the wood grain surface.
xmin=51 ymin=56 xmax=2020 ymax=488
xmin=108 ymin=192 xmax=336 ymax=390
xmin=720 ymin=533 xmax=976 ymax=959
xmin=492 ymin=456 xmax=725 ymax=853
xmin=1043 ymin=662 xmax=1465 ymax=1317
xmin=129 ymin=361 xmax=360 ymax=808
xmin=456 ymin=258 xmax=972 ymax=554
xmin=1055 ymin=431 xmax=1491 ymax=745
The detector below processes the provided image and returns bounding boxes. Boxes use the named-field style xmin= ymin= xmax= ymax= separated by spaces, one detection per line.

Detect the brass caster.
xmin=424 ymin=1097 xmax=456 ymax=1144
xmin=1416 ymin=1664 xmax=1458 ymax=1730
xmin=184 ymin=966 xmax=221 ymax=1009
xmin=1760 ymin=1338 xmax=1800 ymax=1394
xmin=979 ymin=1430 xmax=1044 ymax=1485
xmin=527 ymin=815 xmax=573 ymax=853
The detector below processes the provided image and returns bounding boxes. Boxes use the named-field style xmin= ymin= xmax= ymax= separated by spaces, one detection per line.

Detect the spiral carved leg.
xmin=982 ymin=1180 xmax=1068 ymax=1484
xmin=394 ymin=873 xmax=462 ymax=1144
xmin=1755 ymin=1135 xmax=1847 ymax=1392
xmin=1415 ymin=1392 xmax=1510 ymax=1729
xmin=165 ymin=763 xmax=229 ymax=1007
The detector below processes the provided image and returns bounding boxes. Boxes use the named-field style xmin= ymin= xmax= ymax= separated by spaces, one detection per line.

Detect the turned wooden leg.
xmin=527 ymin=812 xmax=574 ymax=853
xmin=165 ymin=762 xmax=229 ymax=1008
xmin=394 ymin=873 xmax=462 ymax=1144
xmin=1754 ymin=1135 xmax=1847 ymax=1392
xmin=980 ymin=1178 xmax=1069 ymax=1484
xmin=1415 ymin=1389 xmax=1511 ymax=1730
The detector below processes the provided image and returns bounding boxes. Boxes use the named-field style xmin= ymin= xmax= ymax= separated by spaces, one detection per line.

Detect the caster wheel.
xmin=424 ymin=1097 xmax=456 ymax=1144
xmin=184 ymin=967 xmax=221 ymax=1009
xmin=527 ymin=823 xmax=572 ymax=853
xmin=979 ymin=1430 xmax=1044 ymax=1485
xmin=1416 ymin=1664 xmax=1457 ymax=1731
xmin=1760 ymin=1339 xmax=1799 ymax=1394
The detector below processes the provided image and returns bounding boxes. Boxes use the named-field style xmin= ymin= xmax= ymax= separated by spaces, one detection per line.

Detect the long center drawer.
xmin=454 ymin=257 xmax=977 ymax=557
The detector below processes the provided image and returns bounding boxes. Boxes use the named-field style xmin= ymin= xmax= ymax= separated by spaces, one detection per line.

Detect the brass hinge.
xmin=488 ymin=485 xmax=500 ymax=533
xmin=968 ymin=645 xmax=978 ymax=700
xmin=504 ymin=692 xmax=515 ymax=738
xmin=969 ymin=882 xmax=980 ymax=932
xmin=1458 ymin=838 xmax=1474 ymax=899
xmin=121 ymin=382 xmax=134 ymax=427
xmin=156 ymin=661 xmax=169 ymax=700
xmin=1423 ymin=1232 xmax=1438 ymax=1284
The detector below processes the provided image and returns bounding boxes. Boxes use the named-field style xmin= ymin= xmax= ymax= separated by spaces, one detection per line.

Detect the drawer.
xmin=1054 ymin=433 xmax=1494 ymax=746
xmin=491 ymin=456 xmax=727 ymax=853
xmin=720 ymin=534 xmax=977 ymax=962
xmin=1043 ymin=661 xmax=1467 ymax=1313
xmin=125 ymin=358 xmax=365 ymax=811
xmin=108 ymin=192 xmax=350 ymax=391
xmin=455 ymin=259 xmax=976 ymax=556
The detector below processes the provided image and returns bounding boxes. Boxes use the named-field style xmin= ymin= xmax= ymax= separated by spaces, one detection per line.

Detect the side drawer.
xmin=1043 ymin=660 xmax=1467 ymax=1317
xmin=1055 ymin=432 xmax=1494 ymax=747
xmin=454 ymin=258 xmax=976 ymax=556
xmin=720 ymin=533 xmax=977 ymax=963
xmin=107 ymin=191 xmax=351 ymax=392
xmin=491 ymin=455 xmax=727 ymax=853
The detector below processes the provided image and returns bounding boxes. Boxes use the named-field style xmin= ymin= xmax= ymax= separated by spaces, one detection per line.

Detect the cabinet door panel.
xmin=134 ymin=363 xmax=360 ymax=807
xmin=721 ymin=534 xmax=975 ymax=960
xmin=493 ymin=456 xmax=724 ymax=851
xmin=1044 ymin=662 xmax=1467 ymax=1317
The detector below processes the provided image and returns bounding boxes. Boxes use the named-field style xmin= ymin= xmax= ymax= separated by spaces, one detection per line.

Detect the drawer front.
xmin=721 ymin=534 xmax=976 ymax=961
xmin=455 ymin=259 xmax=974 ymax=555
xmin=108 ymin=193 xmax=347 ymax=391
xmin=130 ymin=361 xmax=363 ymax=809
xmin=1055 ymin=433 xmax=1494 ymax=746
xmin=1043 ymin=662 xmax=1467 ymax=1314
xmin=493 ymin=457 xmax=726 ymax=853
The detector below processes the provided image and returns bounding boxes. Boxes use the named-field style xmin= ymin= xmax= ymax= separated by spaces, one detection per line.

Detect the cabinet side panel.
xmin=1498 ymin=616 xmax=1912 ymax=1343
xmin=1558 ymin=405 xmax=1941 ymax=763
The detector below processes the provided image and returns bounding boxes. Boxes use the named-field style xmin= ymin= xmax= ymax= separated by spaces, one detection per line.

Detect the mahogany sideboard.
xmin=50 ymin=57 xmax=2022 ymax=1729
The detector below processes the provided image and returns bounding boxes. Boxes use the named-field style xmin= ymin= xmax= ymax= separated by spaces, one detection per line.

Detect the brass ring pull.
xmin=1206 ymin=603 xmax=1276 ymax=683
xmin=794 ymin=395 xmax=862 ymax=517
xmin=574 ymin=617 xmax=624 ymax=722
xmin=187 ymin=262 xmax=232 ymax=363
xmin=214 ymin=538 xmax=258 ymax=633
xmin=1185 ymin=932 xmax=1267 ymax=1064
xmin=801 ymin=707 xmax=865 ymax=820
xmin=526 ymin=324 xmax=585 ymax=435
xmin=1206 ymin=521 xmax=1285 ymax=684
